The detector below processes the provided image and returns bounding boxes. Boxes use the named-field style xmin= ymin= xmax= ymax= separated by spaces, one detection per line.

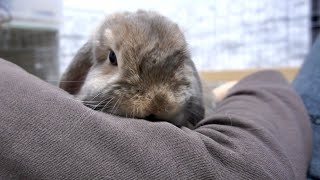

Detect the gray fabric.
xmin=0 ymin=58 xmax=312 ymax=179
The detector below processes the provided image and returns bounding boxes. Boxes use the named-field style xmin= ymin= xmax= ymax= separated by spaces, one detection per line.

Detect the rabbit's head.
xmin=60 ymin=10 xmax=204 ymax=127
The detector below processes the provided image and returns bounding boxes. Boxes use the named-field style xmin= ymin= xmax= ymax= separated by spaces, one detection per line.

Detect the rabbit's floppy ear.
xmin=59 ymin=42 xmax=93 ymax=95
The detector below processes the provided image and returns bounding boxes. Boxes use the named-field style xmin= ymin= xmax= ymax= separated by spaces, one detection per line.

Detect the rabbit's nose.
xmin=145 ymin=114 xmax=161 ymax=122
xmin=144 ymin=112 xmax=185 ymax=127
xmin=142 ymin=92 xmax=182 ymax=123
xmin=144 ymin=113 xmax=176 ymax=123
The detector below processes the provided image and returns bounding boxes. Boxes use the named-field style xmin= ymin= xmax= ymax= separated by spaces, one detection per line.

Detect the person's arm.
xmin=212 ymin=80 xmax=238 ymax=101
xmin=0 ymin=58 xmax=311 ymax=180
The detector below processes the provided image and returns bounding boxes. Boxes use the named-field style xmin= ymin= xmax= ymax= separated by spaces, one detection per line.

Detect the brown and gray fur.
xmin=59 ymin=10 xmax=207 ymax=128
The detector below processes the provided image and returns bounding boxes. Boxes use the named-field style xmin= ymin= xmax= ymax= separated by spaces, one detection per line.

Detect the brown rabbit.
xmin=59 ymin=10 xmax=207 ymax=128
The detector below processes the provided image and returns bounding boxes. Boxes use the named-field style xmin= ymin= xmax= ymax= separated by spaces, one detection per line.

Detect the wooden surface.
xmin=200 ymin=67 xmax=299 ymax=83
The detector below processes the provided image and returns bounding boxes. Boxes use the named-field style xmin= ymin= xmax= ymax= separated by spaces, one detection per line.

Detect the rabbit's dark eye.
xmin=109 ymin=50 xmax=117 ymax=66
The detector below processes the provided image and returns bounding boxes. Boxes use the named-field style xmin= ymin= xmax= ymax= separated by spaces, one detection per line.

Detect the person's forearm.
xmin=196 ymin=70 xmax=312 ymax=179
xmin=0 ymin=59 xmax=312 ymax=179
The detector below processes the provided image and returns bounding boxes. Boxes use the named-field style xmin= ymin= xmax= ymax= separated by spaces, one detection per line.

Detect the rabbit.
xmin=59 ymin=10 xmax=209 ymax=128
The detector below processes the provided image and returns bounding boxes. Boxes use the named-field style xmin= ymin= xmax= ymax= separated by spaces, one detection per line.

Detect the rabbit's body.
xmin=60 ymin=10 xmax=206 ymax=128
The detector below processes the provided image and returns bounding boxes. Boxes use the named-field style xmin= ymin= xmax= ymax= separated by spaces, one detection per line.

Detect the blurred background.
xmin=0 ymin=0 xmax=319 ymax=85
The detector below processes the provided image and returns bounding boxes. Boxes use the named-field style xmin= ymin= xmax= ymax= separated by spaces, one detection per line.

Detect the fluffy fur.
xmin=60 ymin=10 xmax=205 ymax=128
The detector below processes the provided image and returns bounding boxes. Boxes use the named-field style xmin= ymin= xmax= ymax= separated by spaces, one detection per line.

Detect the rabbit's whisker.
xmin=100 ymin=97 xmax=115 ymax=112
xmin=111 ymin=98 xmax=120 ymax=114
xmin=114 ymin=97 xmax=123 ymax=114
xmin=89 ymin=92 xmax=104 ymax=101
xmin=47 ymin=80 xmax=85 ymax=82
xmin=78 ymin=100 xmax=101 ymax=103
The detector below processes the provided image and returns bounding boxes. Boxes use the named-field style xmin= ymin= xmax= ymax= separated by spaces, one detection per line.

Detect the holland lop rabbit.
xmin=60 ymin=10 xmax=208 ymax=128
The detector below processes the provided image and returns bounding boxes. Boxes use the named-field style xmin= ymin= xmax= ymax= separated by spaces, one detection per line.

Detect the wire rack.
xmin=0 ymin=1 xmax=59 ymax=84
xmin=0 ymin=28 xmax=59 ymax=83
xmin=60 ymin=1 xmax=312 ymax=73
